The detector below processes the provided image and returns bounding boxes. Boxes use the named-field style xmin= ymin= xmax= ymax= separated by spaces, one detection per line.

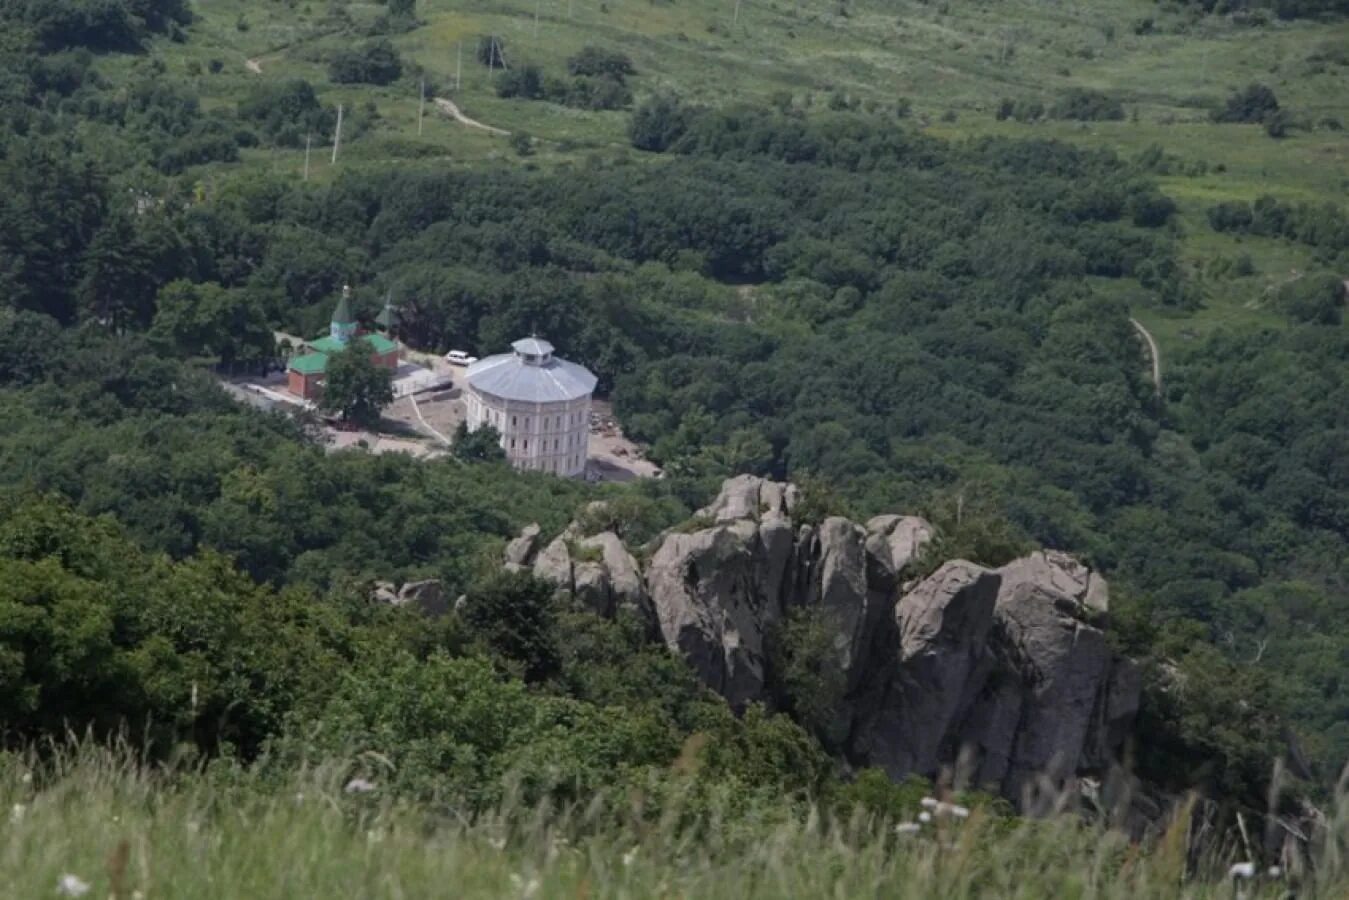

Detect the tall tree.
xmin=318 ymin=342 xmax=394 ymax=428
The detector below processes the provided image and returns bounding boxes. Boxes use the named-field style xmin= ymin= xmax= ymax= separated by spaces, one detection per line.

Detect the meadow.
xmin=4 ymin=745 xmax=1346 ymax=899
xmin=143 ymin=0 xmax=1349 ymax=356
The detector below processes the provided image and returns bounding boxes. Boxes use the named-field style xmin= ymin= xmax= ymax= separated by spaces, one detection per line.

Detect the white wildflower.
xmin=56 ymin=874 xmax=90 ymax=897
xmin=343 ymin=777 xmax=376 ymax=795
xmin=488 ymin=835 xmax=507 ymax=851
xmin=918 ymin=811 xmax=932 ymax=824
xmin=509 ymin=873 xmax=540 ymax=898
xmin=919 ymin=796 xmax=938 ymax=809
xmin=622 ymin=846 xmax=639 ymax=867
xmin=1228 ymin=861 xmax=1256 ymax=879
xmin=936 ymin=802 xmax=971 ymax=819
xmin=1267 ymin=866 xmax=1282 ymax=878
xmin=894 ymin=822 xmax=921 ymax=834
xmin=9 ymin=803 xmax=24 ymax=824
xmin=20 ymin=772 xmax=32 ymax=786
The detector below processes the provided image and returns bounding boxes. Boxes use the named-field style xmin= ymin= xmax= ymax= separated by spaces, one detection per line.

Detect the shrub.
xmin=567 ymin=46 xmax=635 ymax=81
xmin=238 ymin=79 xmax=336 ymax=147
xmin=1276 ymin=273 xmax=1345 ymax=325
xmin=1212 ymin=83 xmax=1280 ymax=124
xmin=509 ymin=131 xmax=534 ymax=157
xmin=630 ymin=94 xmax=692 ymax=152
xmin=1051 ymin=88 xmax=1124 ymax=121
xmin=329 ymin=39 xmax=403 ymax=85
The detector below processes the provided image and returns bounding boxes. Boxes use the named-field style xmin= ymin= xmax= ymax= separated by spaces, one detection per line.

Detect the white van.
xmin=445 ymin=350 xmax=478 ymax=366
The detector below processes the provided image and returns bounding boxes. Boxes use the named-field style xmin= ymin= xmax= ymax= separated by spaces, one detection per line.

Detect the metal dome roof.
xmin=511 ymin=336 xmax=555 ymax=357
xmin=466 ymin=339 xmax=597 ymax=404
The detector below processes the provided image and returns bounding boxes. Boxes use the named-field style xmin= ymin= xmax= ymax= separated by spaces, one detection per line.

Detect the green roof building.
xmin=286 ymin=287 xmax=401 ymax=400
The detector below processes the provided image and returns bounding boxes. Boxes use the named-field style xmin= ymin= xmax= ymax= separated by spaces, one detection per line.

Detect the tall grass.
xmin=3 ymin=744 xmax=1346 ymax=898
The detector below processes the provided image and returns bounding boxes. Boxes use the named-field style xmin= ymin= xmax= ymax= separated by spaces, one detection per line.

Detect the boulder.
xmin=697 ymin=474 xmax=796 ymax=523
xmin=997 ymin=549 xmax=1108 ymax=616
xmin=580 ymin=531 xmax=649 ymax=620
xmin=371 ymin=580 xmax=399 ymax=606
xmin=865 ymin=515 xmax=936 ymax=575
xmin=504 ymin=523 xmax=542 ymax=571
xmin=857 ymin=561 xmax=1000 ymax=777
xmin=811 ymin=517 xmax=877 ymax=691
xmin=646 ymin=519 xmax=788 ymax=709
xmin=531 ymin=535 xmax=573 ymax=590
xmin=397 ymin=579 xmax=448 ymax=618
xmin=980 ymin=579 xmax=1112 ymax=798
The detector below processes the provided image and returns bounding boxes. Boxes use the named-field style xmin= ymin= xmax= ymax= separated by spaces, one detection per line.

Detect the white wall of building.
xmin=465 ymin=390 xmax=591 ymax=477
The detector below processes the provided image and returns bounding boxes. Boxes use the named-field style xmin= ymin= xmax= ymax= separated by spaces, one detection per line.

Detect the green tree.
xmin=318 ymin=343 xmax=394 ymax=427
xmin=459 ymin=571 xmax=561 ymax=683
xmin=629 ymin=95 xmax=690 ymax=152
xmin=452 ymin=421 xmax=506 ymax=462
xmin=328 ymin=40 xmax=403 ymax=85
xmin=150 ymin=280 xmax=273 ymax=367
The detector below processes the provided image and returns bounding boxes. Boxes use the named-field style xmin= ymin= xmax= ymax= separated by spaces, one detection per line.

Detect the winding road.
xmin=1130 ymin=317 xmax=1162 ymax=398
xmin=242 ymin=51 xmax=510 ymax=138
xmin=432 ymin=97 xmax=511 ymax=135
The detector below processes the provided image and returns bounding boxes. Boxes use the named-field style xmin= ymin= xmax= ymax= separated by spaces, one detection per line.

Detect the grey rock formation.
xmin=997 ymin=549 xmax=1109 ymax=616
xmin=857 ymin=561 xmax=1001 ymax=777
xmin=865 ymin=514 xmax=936 ymax=576
xmin=809 ymin=517 xmax=877 ymax=693
xmin=531 ymin=535 xmax=573 ymax=590
xmin=495 ymin=476 xmax=1139 ymax=809
xmin=697 ymin=473 xmax=797 ymax=523
xmin=580 ymin=531 xmax=648 ymax=618
xmin=503 ymin=523 xmax=652 ymax=623
xmin=371 ymin=579 xmax=447 ymax=618
xmin=504 ymin=523 xmax=542 ymax=571
xmin=397 ymin=579 xmax=448 ymax=617
xmin=646 ymin=518 xmax=785 ymax=709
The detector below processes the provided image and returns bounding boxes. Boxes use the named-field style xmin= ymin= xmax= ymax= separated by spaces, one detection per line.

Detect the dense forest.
xmin=0 ymin=0 xmax=1346 ymax=859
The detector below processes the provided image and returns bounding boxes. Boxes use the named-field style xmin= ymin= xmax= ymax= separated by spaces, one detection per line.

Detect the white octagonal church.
xmin=463 ymin=337 xmax=596 ymax=477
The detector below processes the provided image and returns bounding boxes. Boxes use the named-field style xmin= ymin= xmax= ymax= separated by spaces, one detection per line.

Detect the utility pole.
xmin=303 ymin=133 xmax=312 ymax=181
xmin=456 ymin=41 xmax=463 ymax=90
xmin=734 ymin=0 xmax=743 ymax=25
xmin=534 ymin=0 xmax=541 ymax=37
xmin=331 ymin=103 xmax=343 ymax=164
xmin=418 ymin=78 xmax=426 ymax=135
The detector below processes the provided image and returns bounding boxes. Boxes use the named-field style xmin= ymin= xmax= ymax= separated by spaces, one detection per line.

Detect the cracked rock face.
xmin=500 ymin=475 xmax=1139 ymax=809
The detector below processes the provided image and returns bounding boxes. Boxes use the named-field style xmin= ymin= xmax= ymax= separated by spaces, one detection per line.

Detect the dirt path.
xmin=1130 ymin=317 xmax=1162 ymax=398
xmin=408 ymin=391 xmax=455 ymax=449
xmin=433 ymin=97 xmax=510 ymax=136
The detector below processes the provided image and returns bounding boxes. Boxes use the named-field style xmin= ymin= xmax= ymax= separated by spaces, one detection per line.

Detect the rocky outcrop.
xmin=504 ymin=523 xmax=541 ymax=571
xmin=510 ymin=522 xmax=652 ymax=623
xmin=998 ymin=549 xmax=1110 ymax=617
xmin=370 ymin=578 xmax=448 ymax=618
xmin=499 ymin=475 xmax=1140 ymax=810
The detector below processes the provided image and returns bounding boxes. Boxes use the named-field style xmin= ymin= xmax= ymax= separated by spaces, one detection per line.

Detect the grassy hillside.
xmin=4 ymin=746 xmax=1346 ymax=898
xmin=147 ymin=0 xmax=1349 ymax=354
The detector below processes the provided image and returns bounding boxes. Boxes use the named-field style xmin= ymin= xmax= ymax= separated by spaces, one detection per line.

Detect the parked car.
xmin=445 ymin=350 xmax=478 ymax=366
